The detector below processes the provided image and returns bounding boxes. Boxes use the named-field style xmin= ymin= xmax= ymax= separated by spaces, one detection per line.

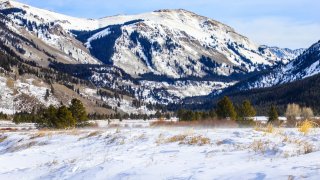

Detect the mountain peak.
xmin=153 ymin=9 xmax=193 ymax=14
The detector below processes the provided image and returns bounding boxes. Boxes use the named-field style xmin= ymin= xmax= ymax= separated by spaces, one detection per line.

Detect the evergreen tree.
xmin=51 ymin=84 xmax=55 ymax=95
xmin=216 ymin=96 xmax=237 ymax=120
xmin=238 ymin=100 xmax=256 ymax=120
xmin=56 ymin=105 xmax=76 ymax=128
xmin=38 ymin=105 xmax=57 ymax=128
xmin=44 ymin=89 xmax=50 ymax=101
xmin=69 ymin=98 xmax=88 ymax=125
xmin=208 ymin=109 xmax=216 ymax=119
xmin=268 ymin=105 xmax=279 ymax=123
xmin=155 ymin=110 xmax=162 ymax=119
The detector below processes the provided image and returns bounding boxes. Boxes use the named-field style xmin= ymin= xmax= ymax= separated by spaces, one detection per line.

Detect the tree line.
xmin=14 ymin=99 xmax=88 ymax=129
xmin=177 ymin=96 xmax=256 ymax=122
xmin=177 ymin=96 xmax=317 ymax=126
xmin=177 ymin=96 xmax=282 ymax=125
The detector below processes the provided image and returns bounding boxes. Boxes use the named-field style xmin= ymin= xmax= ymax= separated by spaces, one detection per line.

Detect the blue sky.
xmin=17 ymin=0 xmax=320 ymax=49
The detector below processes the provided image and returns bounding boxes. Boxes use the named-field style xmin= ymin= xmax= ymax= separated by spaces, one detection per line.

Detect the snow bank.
xmin=0 ymin=127 xmax=319 ymax=179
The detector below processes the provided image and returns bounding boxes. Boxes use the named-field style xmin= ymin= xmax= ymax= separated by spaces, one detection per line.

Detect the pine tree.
xmin=155 ymin=110 xmax=162 ymax=119
xmin=39 ymin=105 xmax=57 ymax=128
xmin=238 ymin=100 xmax=256 ymax=120
xmin=44 ymin=89 xmax=50 ymax=101
xmin=51 ymin=84 xmax=55 ymax=95
xmin=56 ymin=105 xmax=76 ymax=128
xmin=268 ymin=105 xmax=279 ymax=123
xmin=216 ymin=96 xmax=237 ymax=120
xmin=69 ymin=98 xmax=88 ymax=125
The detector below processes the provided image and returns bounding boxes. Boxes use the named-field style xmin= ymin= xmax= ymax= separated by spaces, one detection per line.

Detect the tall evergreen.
xmin=44 ymin=89 xmax=50 ymax=101
xmin=216 ymin=96 xmax=237 ymax=120
xmin=238 ymin=100 xmax=256 ymax=120
xmin=51 ymin=84 xmax=55 ymax=95
xmin=268 ymin=105 xmax=279 ymax=123
xmin=56 ymin=105 xmax=76 ymax=128
xmin=69 ymin=98 xmax=88 ymax=125
xmin=38 ymin=105 xmax=57 ymax=128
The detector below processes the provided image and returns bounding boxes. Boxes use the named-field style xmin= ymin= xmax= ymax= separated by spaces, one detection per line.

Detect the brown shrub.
xmin=181 ymin=135 xmax=211 ymax=146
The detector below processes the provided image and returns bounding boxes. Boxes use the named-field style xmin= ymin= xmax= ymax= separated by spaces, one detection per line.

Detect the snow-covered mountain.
xmin=74 ymin=9 xmax=304 ymax=79
xmin=1 ymin=1 xmax=301 ymax=77
xmin=0 ymin=0 xmax=101 ymax=65
xmin=258 ymin=45 xmax=305 ymax=64
xmin=233 ymin=41 xmax=320 ymax=91
xmin=0 ymin=0 xmax=305 ymax=106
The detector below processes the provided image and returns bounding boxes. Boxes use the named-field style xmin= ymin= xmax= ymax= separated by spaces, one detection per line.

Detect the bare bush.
xmin=301 ymin=107 xmax=314 ymax=121
xmin=285 ymin=103 xmax=301 ymax=127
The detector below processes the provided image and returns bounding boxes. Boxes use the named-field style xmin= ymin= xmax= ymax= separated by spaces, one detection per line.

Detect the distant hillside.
xmin=226 ymin=73 xmax=320 ymax=115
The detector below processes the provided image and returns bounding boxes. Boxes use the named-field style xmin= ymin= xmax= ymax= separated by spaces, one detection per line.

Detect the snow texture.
xmin=0 ymin=126 xmax=319 ymax=179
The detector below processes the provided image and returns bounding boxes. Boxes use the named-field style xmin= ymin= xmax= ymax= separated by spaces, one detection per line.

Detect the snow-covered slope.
xmin=0 ymin=1 xmax=101 ymax=65
xmin=0 ymin=0 xmax=98 ymax=31
xmin=258 ymin=45 xmax=305 ymax=64
xmin=235 ymin=41 xmax=320 ymax=90
xmin=1 ymin=127 xmax=320 ymax=179
xmin=75 ymin=9 xmax=303 ymax=78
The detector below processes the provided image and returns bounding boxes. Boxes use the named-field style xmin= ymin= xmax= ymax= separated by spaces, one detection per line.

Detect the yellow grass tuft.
xmin=184 ymin=135 xmax=211 ymax=146
xmin=158 ymin=134 xmax=211 ymax=146
xmin=297 ymin=120 xmax=318 ymax=135
xmin=254 ymin=123 xmax=275 ymax=133
xmin=265 ymin=123 xmax=274 ymax=133
xmin=166 ymin=134 xmax=187 ymax=143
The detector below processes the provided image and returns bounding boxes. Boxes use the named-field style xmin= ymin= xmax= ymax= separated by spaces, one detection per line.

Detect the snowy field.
xmin=0 ymin=124 xmax=320 ymax=179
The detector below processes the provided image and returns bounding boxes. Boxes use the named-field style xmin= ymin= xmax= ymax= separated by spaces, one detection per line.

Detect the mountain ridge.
xmin=0 ymin=0 xmax=308 ymax=109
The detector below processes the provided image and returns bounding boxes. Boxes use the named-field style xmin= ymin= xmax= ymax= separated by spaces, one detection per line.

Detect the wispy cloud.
xmin=16 ymin=0 xmax=320 ymax=49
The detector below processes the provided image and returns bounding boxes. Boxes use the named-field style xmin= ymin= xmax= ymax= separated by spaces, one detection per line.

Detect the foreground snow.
xmin=0 ymin=126 xmax=320 ymax=179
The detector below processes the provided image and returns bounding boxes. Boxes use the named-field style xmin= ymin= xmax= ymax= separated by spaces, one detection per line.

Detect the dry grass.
xmin=79 ymin=131 xmax=102 ymax=140
xmin=166 ymin=134 xmax=188 ymax=143
xmin=86 ymin=122 xmax=99 ymax=128
xmin=158 ymin=134 xmax=211 ymax=146
xmin=46 ymin=160 xmax=59 ymax=167
xmin=182 ymin=135 xmax=211 ymax=146
xmin=9 ymin=141 xmax=37 ymax=153
xmin=250 ymin=140 xmax=268 ymax=153
xmin=301 ymin=142 xmax=314 ymax=154
xmin=281 ymin=133 xmax=315 ymax=155
xmin=0 ymin=136 xmax=7 ymax=143
xmin=60 ymin=129 xmax=82 ymax=136
xmin=297 ymin=120 xmax=318 ymax=135
xmin=30 ymin=131 xmax=51 ymax=139
xmin=254 ymin=123 xmax=274 ymax=133
xmin=151 ymin=120 xmax=238 ymax=128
